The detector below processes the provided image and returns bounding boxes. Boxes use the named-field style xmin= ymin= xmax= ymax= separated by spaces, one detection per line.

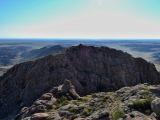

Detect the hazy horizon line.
xmin=0 ymin=38 xmax=160 ymax=41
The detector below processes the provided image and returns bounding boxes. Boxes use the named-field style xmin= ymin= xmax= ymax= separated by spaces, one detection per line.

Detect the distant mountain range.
xmin=20 ymin=45 xmax=65 ymax=62
xmin=0 ymin=45 xmax=65 ymax=76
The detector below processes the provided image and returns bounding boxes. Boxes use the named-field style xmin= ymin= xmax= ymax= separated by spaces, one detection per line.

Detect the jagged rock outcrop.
xmin=14 ymin=82 xmax=160 ymax=120
xmin=0 ymin=44 xmax=160 ymax=117
xmin=14 ymin=80 xmax=79 ymax=120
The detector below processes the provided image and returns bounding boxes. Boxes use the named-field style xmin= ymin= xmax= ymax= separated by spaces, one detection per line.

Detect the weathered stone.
xmin=148 ymin=86 xmax=160 ymax=94
xmin=18 ymin=107 xmax=29 ymax=116
xmin=60 ymin=104 xmax=76 ymax=111
xmin=39 ymin=93 xmax=53 ymax=100
xmin=60 ymin=111 xmax=69 ymax=115
xmin=123 ymin=114 xmax=131 ymax=119
xmin=62 ymin=83 xmax=71 ymax=93
xmin=64 ymin=79 xmax=71 ymax=84
xmin=47 ymin=109 xmax=61 ymax=120
xmin=67 ymin=96 xmax=73 ymax=100
xmin=69 ymin=89 xmax=80 ymax=100
xmin=44 ymin=101 xmax=53 ymax=109
xmin=33 ymin=100 xmax=48 ymax=105
xmin=53 ymin=87 xmax=58 ymax=92
xmin=86 ymin=109 xmax=109 ymax=119
xmin=30 ymin=113 xmax=49 ymax=120
xmin=29 ymin=105 xmax=47 ymax=115
xmin=22 ymin=117 xmax=31 ymax=120
xmin=151 ymin=98 xmax=160 ymax=116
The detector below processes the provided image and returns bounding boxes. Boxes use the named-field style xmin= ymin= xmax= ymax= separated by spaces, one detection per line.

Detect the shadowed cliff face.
xmin=0 ymin=44 xmax=160 ymax=116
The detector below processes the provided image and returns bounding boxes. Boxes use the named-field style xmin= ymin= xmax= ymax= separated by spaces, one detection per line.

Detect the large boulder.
xmin=151 ymin=98 xmax=160 ymax=116
xmin=39 ymin=93 xmax=53 ymax=100
xmin=69 ymin=89 xmax=80 ymax=99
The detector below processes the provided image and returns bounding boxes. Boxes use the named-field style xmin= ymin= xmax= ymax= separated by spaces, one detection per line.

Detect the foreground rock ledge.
xmin=13 ymin=82 xmax=160 ymax=120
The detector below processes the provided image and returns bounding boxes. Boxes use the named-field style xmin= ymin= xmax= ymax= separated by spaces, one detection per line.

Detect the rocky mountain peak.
xmin=0 ymin=44 xmax=160 ymax=118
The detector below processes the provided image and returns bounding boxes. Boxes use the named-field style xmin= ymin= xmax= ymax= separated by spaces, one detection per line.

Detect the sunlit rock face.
xmin=0 ymin=44 xmax=160 ymax=116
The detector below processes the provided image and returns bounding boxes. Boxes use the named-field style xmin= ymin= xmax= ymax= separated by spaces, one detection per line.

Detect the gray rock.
xmin=22 ymin=117 xmax=31 ymax=120
xmin=18 ymin=107 xmax=29 ymax=116
xmin=44 ymin=101 xmax=53 ymax=109
xmin=60 ymin=104 xmax=75 ymax=111
xmin=29 ymin=105 xmax=47 ymax=115
xmin=123 ymin=114 xmax=131 ymax=119
xmin=128 ymin=102 xmax=134 ymax=107
xmin=119 ymin=103 xmax=130 ymax=113
xmin=60 ymin=111 xmax=69 ymax=115
xmin=151 ymin=98 xmax=160 ymax=116
xmin=148 ymin=86 xmax=160 ymax=93
xmin=86 ymin=109 xmax=109 ymax=120
xmin=47 ymin=109 xmax=61 ymax=120
xmin=150 ymin=112 xmax=160 ymax=120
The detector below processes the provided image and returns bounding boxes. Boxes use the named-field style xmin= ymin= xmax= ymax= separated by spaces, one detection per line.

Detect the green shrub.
xmin=73 ymin=101 xmax=78 ymax=105
xmin=45 ymin=116 xmax=52 ymax=120
xmin=81 ymin=108 xmax=89 ymax=116
xmin=140 ymin=87 xmax=148 ymax=91
xmin=80 ymin=106 xmax=85 ymax=109
xmin=91 ymin=93 xmax=97 ymax=98
xmin=86 ymin=107 xmax=92 ymax=111
xmin=145 ymin=109 xmax=152 ymax=115
xmin=46 ymin=109 xmax=52 ymax=112
xmin=109 ymin=92 xmax=115 ymax=96
xmin=66 ymin=93 xmax=69 ymax=96
xmin=98 ymin=97 xmax=106 ymax=102
xmin=56 ymin=98 xmax=61 ymax=104
xmin=145 ymin=90 xmax=150 ymax=94
xmin=61 ymin=95 xmax=67 ymax=101
xmin=133 ymin=97 xmax=154 ymax=111
xmin=111 ymin=109 xmax=125 ymax=120
xmin=133 ymin=100 xmax=145 ymax=108
xmin=61 ymin=100 xmax=69 ymax=106
xmin=54 ymin=104 xmax=61 ymax=109
xmin=77 ymin=97 xmax=87 ymax=102
xmin=69 ymin=107 xmax=75 ymax=112
xmin=53 ymin=96 xmax=69 ymax=109
xmin=70 ymin=114 xmax=78 ymax=120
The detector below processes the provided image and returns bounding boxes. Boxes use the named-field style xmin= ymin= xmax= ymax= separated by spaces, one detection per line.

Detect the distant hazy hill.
xmin=21 ymin=45 xmax=65 ymax=61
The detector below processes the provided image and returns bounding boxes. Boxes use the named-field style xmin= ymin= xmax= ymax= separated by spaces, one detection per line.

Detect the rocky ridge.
xmin=13 ymin=80 xmax=160 ymax=120
xmin=0 ymin=44 xmax=160 ymax=117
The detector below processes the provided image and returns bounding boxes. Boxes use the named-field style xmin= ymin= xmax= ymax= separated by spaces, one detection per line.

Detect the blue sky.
xmin=0 ymin=0 xmax=160 ymax=39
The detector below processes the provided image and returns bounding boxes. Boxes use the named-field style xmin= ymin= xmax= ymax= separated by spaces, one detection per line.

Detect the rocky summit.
xmin=0 ymin=44 xmax=160 ymax=119
xmin=12 ymin=80 xmax=160 ymax=120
